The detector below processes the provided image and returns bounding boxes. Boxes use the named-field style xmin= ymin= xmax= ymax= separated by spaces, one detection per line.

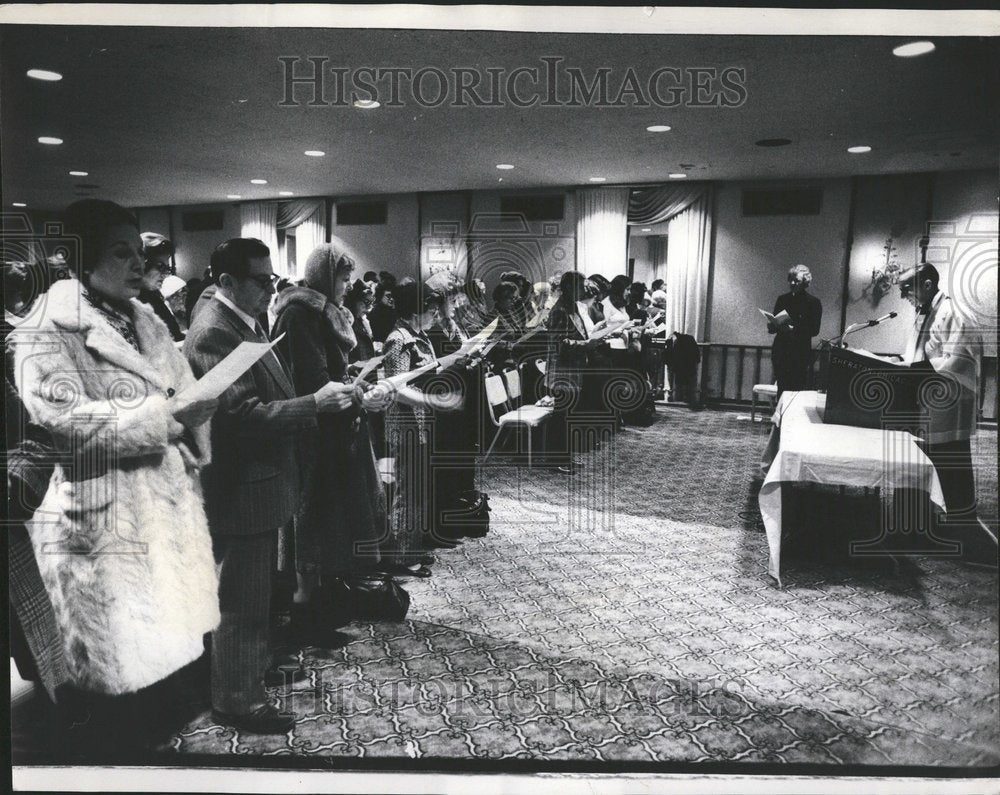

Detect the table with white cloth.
xmin=757 ymin=390 xmax=946 ymax=586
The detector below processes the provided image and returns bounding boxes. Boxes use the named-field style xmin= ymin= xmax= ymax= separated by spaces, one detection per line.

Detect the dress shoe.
xmin=378 ymin=562 xmax=432 ymax=578
xmin=263 ymin=665 xmax=308 ymax=688
xmin=212 ymin=704 xmax=295 ymax=734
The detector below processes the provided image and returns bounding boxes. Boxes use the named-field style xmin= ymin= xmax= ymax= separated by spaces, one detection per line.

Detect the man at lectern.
xmin=898 ymin=263 xmax=995 ymax=565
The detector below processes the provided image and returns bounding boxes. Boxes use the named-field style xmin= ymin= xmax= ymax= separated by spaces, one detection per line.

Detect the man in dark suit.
xmin=185 ymin=238 xmax=355 ymax=734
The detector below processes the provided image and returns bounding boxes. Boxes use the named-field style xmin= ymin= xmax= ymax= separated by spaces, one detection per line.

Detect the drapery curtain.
xmin=663 ymin=193 xmax=712 ymax=339
xmin=575 ymin=187 xmax=630 ymax=278
xmin=278 ymin=200 xmax=325 ymax=277
xmin=242 ymin=200 xmax=327 ymax=278
xmin=628 ymin=184 xmax=708 ymax=226
xmin=239 ymin=202 xmax=279 ymax=270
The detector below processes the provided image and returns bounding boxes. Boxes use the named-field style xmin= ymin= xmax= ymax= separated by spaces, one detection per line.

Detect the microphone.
xmin=867 ymin=311 xmax=898 ymax=327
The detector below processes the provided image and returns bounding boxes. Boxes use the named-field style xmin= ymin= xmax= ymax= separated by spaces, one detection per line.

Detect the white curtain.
xmin=282 ymin=201 xmax=325 ymax=278
xmin=663 ymin=193 xmax=712 ymax=339
xmin=240 ymin=202 xmax=279 ymax=268
xmin=575 ymin=187 xmax=630 ymax=278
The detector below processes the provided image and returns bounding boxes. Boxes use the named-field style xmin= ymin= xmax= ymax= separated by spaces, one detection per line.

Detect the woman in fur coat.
xmin=11 ymin=200 xmax=220 ymax=700
xmin=272 ymin=245 xmax=386 ymax=638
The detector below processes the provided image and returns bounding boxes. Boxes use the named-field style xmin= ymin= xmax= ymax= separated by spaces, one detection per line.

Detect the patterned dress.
xmin=381 ymin=319 xmax=438 ymax=566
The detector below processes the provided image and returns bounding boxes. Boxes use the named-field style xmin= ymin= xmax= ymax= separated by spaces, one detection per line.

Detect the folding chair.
xmin=751 ymin=383 xmax=778 ymax=422
xmin=481 ymin=373 xmax=553 ymax=467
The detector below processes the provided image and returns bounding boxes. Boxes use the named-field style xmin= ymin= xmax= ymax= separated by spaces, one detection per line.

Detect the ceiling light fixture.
xmin=496 ymin=164 xmax=514 ymax=170
xmin=250 ymin=179 xmax=268 ymax=185
xmin=69 ymin=170 xmax=89 ymax=176
xmin=589 ymin=177 xmax=606 ymax=183
xmin=646 ymin=125 xmax=671 ymax=132
xmin=353 ymin=98 xmax=380 ymax=109
xmin=279 ymin=191 xmax=294 ymax=196
xmin=13 ymin=202 xmax=27 ymax=207
xmin=893 ymin=41 xmax=935 ymax=58
xmin=304 ymin=150 xmax=325 ymax=157
xmin=641 ymin=228 xmax=652 ymax=232
xmin=38 ymin=136 xmax=63 ymax=145
xmin=226 ymin=194 xmax=242 ymax=199
xmin=669 ymin=173 xmax=687 ymax=179
xmin=847 ymin=145 xmax=872 ymax=154
xmin=27 ymin=68 xmax=62 ymax=81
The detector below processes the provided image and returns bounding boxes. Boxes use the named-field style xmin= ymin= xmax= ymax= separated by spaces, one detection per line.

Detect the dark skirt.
xmin=295 ymin=413 xmax=385 ymax=578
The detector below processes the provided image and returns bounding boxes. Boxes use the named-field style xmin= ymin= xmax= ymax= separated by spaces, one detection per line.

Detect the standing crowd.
xmin=5 ymin=199 xmax=687 ymax=756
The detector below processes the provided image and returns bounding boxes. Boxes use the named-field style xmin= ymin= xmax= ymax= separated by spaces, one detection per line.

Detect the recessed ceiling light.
xmin=12 ymin=202 xmax=27 ymax=207
xmin=354 ymin=98 xmax=380 ymax=109
xmin=27 ymin=68 xmax=62 ymax=81
xmin=847 ymin=145 xmax=872 ymax=154
xmin=496 ymin=164 xmax=515 ymax=170
xmin=38 ymin=136 xmax=63 ymax=145
xmin=669 ymin=173 xmax=687 ymax=179
xmin=589 ymin=177 xmax=606 ymax=183
xmin=226 ymin=194 xmax=242 ymax=199
xmin=893 ymin=41 xmax=935 ymax=58
xmin=755 ymin=138 xmax=792 ymax=147
xmin=69 ymin=170 xmax=88 ymax=176
xmin=304 ymin=150 xmax=325 ymax=157
xmin=279 ymin=191 xmax=294 ymax=196
xmin=641 ymin=228 xmax=652 ymax=232
xmin=250 ymin=179 xmax=268 ymax=185
xmin=646 ymin=125 xmax=671 ymax=132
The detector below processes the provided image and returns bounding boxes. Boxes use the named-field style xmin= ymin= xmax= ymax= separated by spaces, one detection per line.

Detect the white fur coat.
xmin=12 ymin=279 xmax=220 ymax=695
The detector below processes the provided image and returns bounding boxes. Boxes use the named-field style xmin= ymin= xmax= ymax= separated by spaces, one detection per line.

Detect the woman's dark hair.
xmin=363 ymin=270 xmax=378 ymax=282
xmin=392 ymin=281 xmax=438 ymax=317
xmin=557 ymin=271 xmax=586 ymax=306
xmin=629 ymin=281 xmax=647 ymax=298
xmin=500 ymin=270 xmax=531 ymax=299
xmin=61 ymin=199 xmax=139 ymax=275
xmin=210 ymin=238 xmax=270 ymax=280
xmin=492 ymin=281 xmax=518 ymax=303
xmin=609 ymin=274 xmax=631 ymax=298
xmin=379 ymin=271 xmax=397 ymax=287
xmin=650 ymin=278 xmax=664 ymax=292
xmin=346 ymin=278 xmax=374 ymax=309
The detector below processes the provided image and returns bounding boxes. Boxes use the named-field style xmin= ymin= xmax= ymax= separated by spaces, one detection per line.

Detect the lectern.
xmin=824 ymin=346 xmax=927 ymax=432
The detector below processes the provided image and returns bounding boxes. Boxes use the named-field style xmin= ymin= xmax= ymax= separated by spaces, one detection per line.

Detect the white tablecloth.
xmin=758 ymin=391 xmax=946 ymax=586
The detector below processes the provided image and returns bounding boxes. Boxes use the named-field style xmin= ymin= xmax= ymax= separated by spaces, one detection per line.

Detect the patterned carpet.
xmin=13 ymin=407 xmax=1000 ymax=769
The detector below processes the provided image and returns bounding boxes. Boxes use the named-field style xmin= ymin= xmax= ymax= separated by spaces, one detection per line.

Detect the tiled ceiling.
xmin=1 ymin=25 xmax=997 ymax=210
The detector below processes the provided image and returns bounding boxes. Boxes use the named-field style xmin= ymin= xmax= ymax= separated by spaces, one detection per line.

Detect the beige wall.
xmin=709 ymin=178 xmax=853 ymax=346
xmin=328 ymin=194 xmax=419 ymax=282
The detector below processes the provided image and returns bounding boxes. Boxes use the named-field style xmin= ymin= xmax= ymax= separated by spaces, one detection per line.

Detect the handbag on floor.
xmin=341 ymin=575 xmax=411 ymax=621
xmin=442 ymin=489 xmax=491 ymax=539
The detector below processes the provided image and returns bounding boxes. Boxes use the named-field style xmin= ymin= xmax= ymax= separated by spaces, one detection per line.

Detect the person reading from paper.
xmin=767 ymin=264 xmax=822 ymax=395
xmin=377 ymin=282 xmax=464 ymax=579
xmin=185 ymin=238 xmax=358 ymax=735
xmin=271 ymin=244 xmax=388 ymax=647
xmin=897 ymin=263 xmax=994 ymax=567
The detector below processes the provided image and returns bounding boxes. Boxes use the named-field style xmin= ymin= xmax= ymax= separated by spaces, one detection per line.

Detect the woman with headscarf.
xmin=272 ymin=244 xmax=386 ymax=642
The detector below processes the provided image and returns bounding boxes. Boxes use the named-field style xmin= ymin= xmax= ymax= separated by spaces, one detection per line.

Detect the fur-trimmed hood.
xmin=274 ymin=284 xmax=357 ymax=352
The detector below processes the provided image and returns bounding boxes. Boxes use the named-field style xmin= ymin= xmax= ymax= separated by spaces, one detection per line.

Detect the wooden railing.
xmin=680 ymin=343 xmax=997 ymax=422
